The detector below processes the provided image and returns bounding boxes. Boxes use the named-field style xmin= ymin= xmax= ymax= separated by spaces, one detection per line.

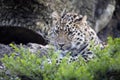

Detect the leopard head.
xmin=50 ymin=11 xmax=88 ymax=55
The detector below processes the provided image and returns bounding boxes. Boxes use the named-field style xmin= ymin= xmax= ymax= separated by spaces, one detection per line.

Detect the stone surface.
xmin=0 ymin=44 xmax=12 ymax=58
xmin=97 ymin=0 xmax=120 ymax=41
xmin=94 ymin=0 xmax=116 ymax=33
xmin=0 ymin=0 xmax=51 ymax=27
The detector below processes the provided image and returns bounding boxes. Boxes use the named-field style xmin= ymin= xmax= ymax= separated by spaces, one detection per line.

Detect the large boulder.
xmin=98 ymin=0 xmax=120 ymax=41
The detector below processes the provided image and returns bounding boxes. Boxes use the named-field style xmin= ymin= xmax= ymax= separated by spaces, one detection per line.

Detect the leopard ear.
xmin=75 ymin=15 xmax=87 ymax=25
xmin=51 ymin=11 xmax=60 ymax=20
xmin=61 ymin=8 xmax=66 ymax=17
xmin=81 ymin=15 xmax=87 ymax=23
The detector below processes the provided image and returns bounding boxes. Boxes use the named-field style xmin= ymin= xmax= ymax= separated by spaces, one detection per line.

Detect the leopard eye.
xmin=55 ymin=29 xmax=59 ymax=33
xmin=67 ymin=35 xmax=72 ymax=40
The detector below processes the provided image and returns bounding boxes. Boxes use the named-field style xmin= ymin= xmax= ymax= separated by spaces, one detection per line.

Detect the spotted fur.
xmin=49 ymin=12 xmax=103 ymax=61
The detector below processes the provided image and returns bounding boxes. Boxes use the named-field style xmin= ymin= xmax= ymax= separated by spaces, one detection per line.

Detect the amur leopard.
xmin=49 ymin=11 xmax=103 ymax=61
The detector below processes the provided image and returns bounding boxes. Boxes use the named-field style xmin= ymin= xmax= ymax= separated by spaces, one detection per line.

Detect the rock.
xmin=27 ymin=43 xmax=51 ymax=57
xmin=0 ymin=0 xmax=51 ymax=27
xmin=0 ymin=44 xmax=13 ymax=68
xmin=0 ymin=0 xmax=52 ymax=43
xmin=98 ymin=7 xmax=120 ymax=41
xmin=0 ymin=44 xmax=13 ymax=58
xmin=94 ymin=0 xmax=116 ymax=33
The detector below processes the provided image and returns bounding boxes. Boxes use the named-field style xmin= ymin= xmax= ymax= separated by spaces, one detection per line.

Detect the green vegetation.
xmin=1 ymin=37 xmax=120 ymax=80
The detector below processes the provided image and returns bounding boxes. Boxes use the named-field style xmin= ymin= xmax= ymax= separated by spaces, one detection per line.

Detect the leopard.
xmin=48 ymin=11 xmax=104 ymax=62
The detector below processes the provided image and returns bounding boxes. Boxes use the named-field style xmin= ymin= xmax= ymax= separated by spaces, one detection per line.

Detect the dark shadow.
xmin=0 ymin=26 xmax=48 ymax=45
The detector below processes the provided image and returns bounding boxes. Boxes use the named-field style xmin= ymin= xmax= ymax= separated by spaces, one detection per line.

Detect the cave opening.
xmin=0 ymin=26 xmax=48 ymax=45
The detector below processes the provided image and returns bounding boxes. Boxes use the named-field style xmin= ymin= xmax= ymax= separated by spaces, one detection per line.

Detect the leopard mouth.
xmin=59 ymin=47 xmax=71 ymax=51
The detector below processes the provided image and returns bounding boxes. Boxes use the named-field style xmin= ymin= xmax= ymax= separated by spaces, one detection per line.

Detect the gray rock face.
xmin=0 ymin=44 xmax=12 ymax=58
xmin=94 ymin=0 xmax=116 ymax=33
xmin=98 ymin=3 xmax=120 ymax=41
xmin=0 ymin=0 xmax=51 ymax=27
xmin=0 ymin=44 xmax=12 ymax=67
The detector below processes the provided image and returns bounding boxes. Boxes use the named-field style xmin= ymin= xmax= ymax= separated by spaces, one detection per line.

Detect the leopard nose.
xmin=59 ymin=43 xmax=64 ymax=48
